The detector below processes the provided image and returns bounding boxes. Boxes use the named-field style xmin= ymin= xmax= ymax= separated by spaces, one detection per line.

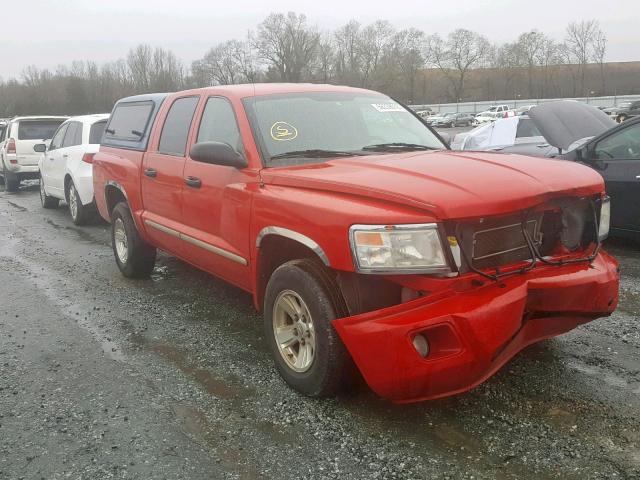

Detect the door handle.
xmin=144 ymin=168 xmax=157 ymax=178
xmin=48 ymin=157 xmax=54 ymax=161
xmin=636 ymin=175 xmax=640 ymax=180
xmin=185 ymin=176 xmax=202 ymax=188
xmin=62 ymin=154 xmax=69 ymax=158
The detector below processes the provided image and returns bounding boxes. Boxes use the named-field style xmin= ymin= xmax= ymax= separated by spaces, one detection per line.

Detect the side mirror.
xmin=189 ymin=142 xmax=247 ymax=168
xmin=33 ymin=143 xmax=47 ymax=153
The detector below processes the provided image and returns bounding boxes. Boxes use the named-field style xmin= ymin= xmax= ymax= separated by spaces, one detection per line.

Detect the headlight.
xmin=598 ymin=197 xmax=610 ymax=241
xmin=349 ymin=224 xmax=449 ymax=274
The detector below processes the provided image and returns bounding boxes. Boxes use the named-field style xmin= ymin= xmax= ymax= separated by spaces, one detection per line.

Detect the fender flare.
xmin=255 ymin=226 xmax=330 ymax=267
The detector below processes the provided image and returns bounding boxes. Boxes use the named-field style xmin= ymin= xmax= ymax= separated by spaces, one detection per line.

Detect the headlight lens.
xmin=349 ymin=224 xmax=449 ymax=273
xmin=599 ymin=197 xmax=610 ymax=241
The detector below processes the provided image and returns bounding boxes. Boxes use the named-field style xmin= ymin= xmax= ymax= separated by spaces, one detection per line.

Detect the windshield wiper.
xmin=361 ymin=143 xmax=438 ymax=152
xmin=270 ymin=149 xmax=364 ymax=160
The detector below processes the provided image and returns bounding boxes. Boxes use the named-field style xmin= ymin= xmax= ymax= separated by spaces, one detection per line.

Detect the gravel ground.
xmin=0 ymin=181 xmax=639 ymax=480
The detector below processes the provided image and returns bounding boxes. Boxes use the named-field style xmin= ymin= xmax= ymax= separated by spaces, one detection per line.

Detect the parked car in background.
xmin=603 ymin=100 xmax=640 ymax=123
xmin=0 ymin=116 xmax=67 ymax=191
xmin=516 ymin=105 xmax=537 ymax=115
xmin=477 ymin=104 xmax=510 ymax=116
xmin=414 ymin=108 xmax=434 ymax=118
xmin=429 ymin=112 xmax=457 ymax=127
xmin=473 ymin=111 xmax=502 ymax=126
xmin=37 ymin=114 xmax=109 ymax=225
xmin=92 ymin=84 xmax=617 ymax=404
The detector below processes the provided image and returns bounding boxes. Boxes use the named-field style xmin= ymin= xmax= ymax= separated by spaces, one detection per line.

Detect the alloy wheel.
xmin=69 ymin=184 xmax=78 ymax=220
xmin=272 ymin=290 xmax=316 ymax=373
xmin=113 ymin=218 xmax=129 ymax=264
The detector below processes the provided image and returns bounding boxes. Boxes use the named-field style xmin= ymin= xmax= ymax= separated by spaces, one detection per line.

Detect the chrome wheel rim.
xmin=69 ymin=184 xmax=78 ymax=219
xmin=113 ymin=218 xmax=128 ymax=264
xmin=272 ymin=290 xmax=316 ymax=373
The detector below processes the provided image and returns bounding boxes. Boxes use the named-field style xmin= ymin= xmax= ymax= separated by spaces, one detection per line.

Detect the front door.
xmin=590 ymin=121 xmax=640 ymax=232
xmin=180 ymin=96 xmax=254 ymax=290
xmin=141 ymin=95 xmax=200 ymax=254
xmin=42 ymin=123 xmax=68 ymax=196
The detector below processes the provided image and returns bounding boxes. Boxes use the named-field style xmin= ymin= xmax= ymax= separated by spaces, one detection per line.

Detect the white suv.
xmin=38 ymin=114 xmax=109 ymax=225
xmin=1 ymin=116 xmax=68 ymax=191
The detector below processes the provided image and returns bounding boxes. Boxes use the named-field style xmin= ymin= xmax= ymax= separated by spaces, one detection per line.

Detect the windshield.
xmin=243 ymin=92 xmax=444 ymax=167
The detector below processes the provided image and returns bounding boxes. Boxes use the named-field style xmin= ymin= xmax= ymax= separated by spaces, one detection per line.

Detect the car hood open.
xmin=260 ymin=150 xmax=604 ymax=220
xmin=528 ymin=101 xmax=615 ymax=151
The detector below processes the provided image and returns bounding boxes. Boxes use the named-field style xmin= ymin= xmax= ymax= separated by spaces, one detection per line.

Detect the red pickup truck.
xmin=93 ymin=84 xmax=619 ymax=403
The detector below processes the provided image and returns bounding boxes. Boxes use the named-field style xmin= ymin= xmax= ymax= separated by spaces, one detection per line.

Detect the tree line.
xmin=0 ymin=13 xmax=629 ymax=117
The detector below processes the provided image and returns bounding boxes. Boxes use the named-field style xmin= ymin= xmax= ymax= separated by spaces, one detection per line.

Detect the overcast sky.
xmin=2 ymin=0 xmax=638 ymax=79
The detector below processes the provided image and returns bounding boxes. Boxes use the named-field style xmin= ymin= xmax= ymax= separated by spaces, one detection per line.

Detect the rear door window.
xmin=18 ymin=120 xmax=65 ymax=140
xmin=89 ymin=120 xmax=107 ymax=144
xmin=104 ymin=102 xmax=154 ymax=142
xmin=49 ymin=124 xmax=68 ymax=151
xmin=158 ymin=96 xmax=200 ymax=156
xmin=62 ymin=122 xmax=83 ymax=148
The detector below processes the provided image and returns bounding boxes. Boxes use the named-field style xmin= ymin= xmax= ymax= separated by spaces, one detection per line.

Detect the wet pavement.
xmin=1 ymin=182 xmax=639 ymax=480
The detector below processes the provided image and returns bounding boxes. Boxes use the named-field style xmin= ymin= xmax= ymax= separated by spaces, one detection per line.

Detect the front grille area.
xmin=471 ymin=220 xmax=539 ymax=270
xmin=447 ymin=197 xmax=597 ymax=274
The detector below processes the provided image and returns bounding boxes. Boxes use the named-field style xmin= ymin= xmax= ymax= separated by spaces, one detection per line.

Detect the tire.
xmin=111 ymin=202 xmax=156 ymax=278
xmin=264 ymin=258 xmax=354 ymax=397
xmin=4 ymin=164 xmax=18 ymax=192
xmin=67 ymin=180 xmax=89 ymax=226
xmin=39 ymin=173 xmax=59 ymax=209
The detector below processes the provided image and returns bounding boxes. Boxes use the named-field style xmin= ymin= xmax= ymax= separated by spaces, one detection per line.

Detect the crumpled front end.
xmin=333 ymin=250 xmax=619 ymax=403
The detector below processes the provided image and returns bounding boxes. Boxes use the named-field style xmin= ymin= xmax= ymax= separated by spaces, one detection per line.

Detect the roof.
xmin=121 ymin=83 xmax=385 ymax=104
xmin=9 ymin=116 xmax=69 ymax=122
xmin=63 ymin=113 xmax=110 ymax=124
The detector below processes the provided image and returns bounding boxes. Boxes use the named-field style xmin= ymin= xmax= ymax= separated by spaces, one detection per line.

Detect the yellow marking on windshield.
xmin=270 ymin=122 xmax=298 ymax=141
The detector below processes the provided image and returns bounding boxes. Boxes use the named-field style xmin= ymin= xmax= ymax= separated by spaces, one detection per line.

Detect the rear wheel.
xmin=39 ymin=173 xmax=59 ymax=209
xmin=4 ymin=164 xmax=18 ymax=192
xmin=111 ymin=202 xmax=156 ymax=278
xmin=67 ymin=180 xmax=89 ymax=225
xmin=617 ymin=114 xmax=628 ymax=123
xmin=264 ymin=259 xmax=354 ymax=397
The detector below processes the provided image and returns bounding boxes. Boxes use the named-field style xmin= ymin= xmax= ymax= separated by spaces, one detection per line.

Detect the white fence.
xmin=410 ymin=95 xmax=640 ymax=114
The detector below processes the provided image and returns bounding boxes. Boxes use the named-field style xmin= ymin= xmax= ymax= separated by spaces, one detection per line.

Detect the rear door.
xmin=141 ymin=95 xmax=200 ymax=253
xmin=590 ymin=121 xmax=640 ymax=232
xmin=16 ymin=119 xmax=65 ymax=167
xmin=42 ymin=123 xmax=69 ymax=196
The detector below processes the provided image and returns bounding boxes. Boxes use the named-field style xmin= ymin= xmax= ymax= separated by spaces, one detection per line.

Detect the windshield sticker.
xmin=371 ymin=103 xmax=406 ymax=113
xmin=270 ymin=121 xmax=298 ymax=141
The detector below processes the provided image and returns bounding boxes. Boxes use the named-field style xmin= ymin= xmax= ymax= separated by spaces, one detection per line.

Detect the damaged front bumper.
xmin=332 ymin=250 xmax=619 ymax=403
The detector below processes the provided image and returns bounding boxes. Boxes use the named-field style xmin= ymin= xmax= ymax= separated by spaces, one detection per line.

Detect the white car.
xmin=473 ymin=111 xmax=502 ymax=126
xmin=1 ymin=116 xmax=68 ymax=191
xmin=38 ymin=114 xmax=109 ymax=225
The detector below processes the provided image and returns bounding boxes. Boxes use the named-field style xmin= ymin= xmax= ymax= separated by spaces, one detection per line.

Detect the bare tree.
xmin=357 ymin=20 xmax=395 ymax=89
xmin=428 ymin=29 xmax=491 ymax=102
xmin=390 ymin=28 xmax=425 ymax=102
xmin=565 ymin=20 xmax=601 ymax=96
xmin=334 ymin=20 xmax=362 ymax=85
xmin=515 ymin=30 xmax=548 ymax=98
xmin=254 ymin=12 xmax=319 ymax=82
xmin=592 ymin=30 xmax=607 ymax=94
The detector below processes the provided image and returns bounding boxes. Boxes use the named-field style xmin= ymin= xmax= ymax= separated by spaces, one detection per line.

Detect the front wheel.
xmin=40 ymin=173 xmax=59 ymax=208
xmin=111 ymin=202 xmax=156 ymax=278
xmin=264 ymin=259 xmax=354 ymax=397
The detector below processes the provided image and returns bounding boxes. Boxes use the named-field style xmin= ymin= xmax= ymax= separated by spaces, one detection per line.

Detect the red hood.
xmin=260 ymin=150 xmax=604 ymax=219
